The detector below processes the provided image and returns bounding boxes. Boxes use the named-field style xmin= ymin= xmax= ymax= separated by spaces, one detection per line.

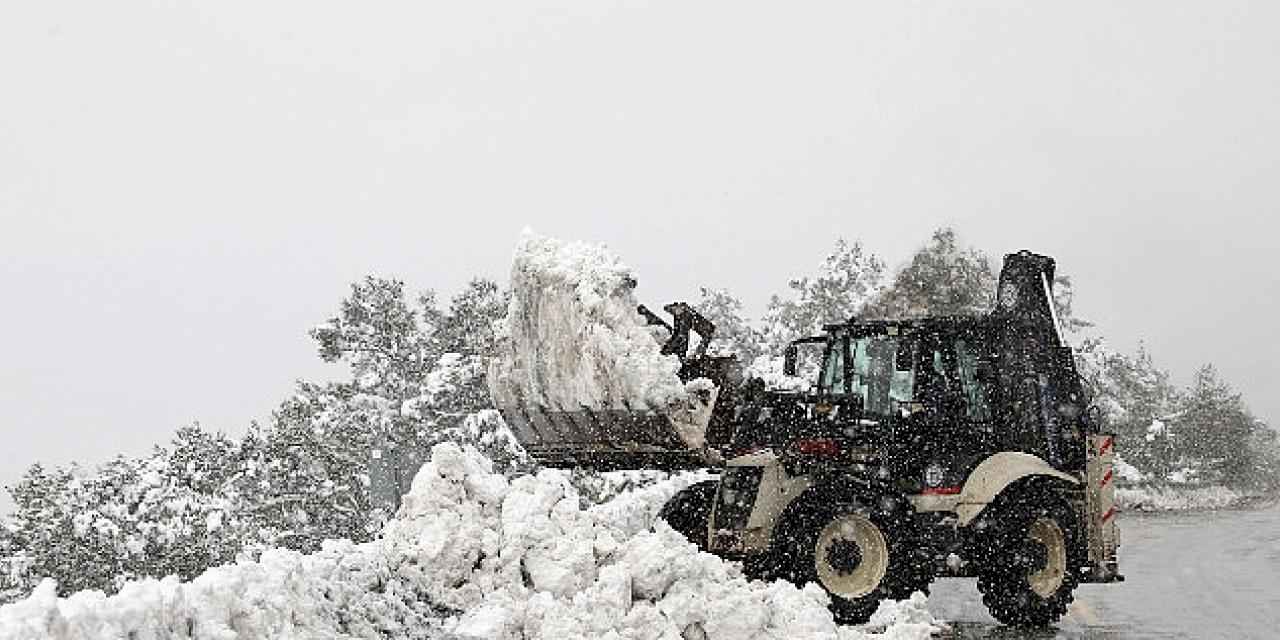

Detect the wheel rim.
xmin=814 ymin=513 xmax=889 ymax=599
xmin=1026 ymin=516 xmax=1067 ymax=598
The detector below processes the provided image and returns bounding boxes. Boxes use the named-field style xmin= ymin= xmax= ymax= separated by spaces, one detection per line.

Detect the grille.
xmin=714 ymin=466 xmax=764 ymax=530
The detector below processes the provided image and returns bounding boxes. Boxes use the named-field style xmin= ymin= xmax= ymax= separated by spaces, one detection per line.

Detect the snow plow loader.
xmin=489 ymin=238 xmax=1122 ymax=627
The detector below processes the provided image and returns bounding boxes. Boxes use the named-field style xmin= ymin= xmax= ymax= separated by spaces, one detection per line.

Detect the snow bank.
xmin=1115 ymin=484 xmax=1247 ymax=512
xmin=1 ymin=443 xmax=941 ymax=640
xmin=1112 ymin=456 xmax=1145 ymax=483
xmin=586 ymin=470 xmax=715 ymax=536
xmin=0 ymin=541 xmax=451 ymax=639
xmin=385 ymin=443 xmax=939 ymax=639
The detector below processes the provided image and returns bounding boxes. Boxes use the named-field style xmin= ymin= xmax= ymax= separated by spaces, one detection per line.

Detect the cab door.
xmin=888 ymin=329 xmax=996 ymax=489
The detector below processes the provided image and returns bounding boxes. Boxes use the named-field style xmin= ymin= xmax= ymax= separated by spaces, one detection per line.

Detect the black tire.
xmin=782 ymin=493 xmax=932 ymax=624
xmin=975 ymin=490 xmax=1084 ymax=627
xmin=657 ymin=480 xmax=718 ymax=551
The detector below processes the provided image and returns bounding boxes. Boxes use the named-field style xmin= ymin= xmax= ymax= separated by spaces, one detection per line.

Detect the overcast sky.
xmin=3 ymin=1 xmax=1278 ymax=512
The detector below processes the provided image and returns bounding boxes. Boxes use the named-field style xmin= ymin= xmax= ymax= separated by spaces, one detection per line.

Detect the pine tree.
xmin=244 ymin=383 xmax=379 ymax=551
xmin=0 ymin=518 xmax=25 ymax=604
xmin=275 ymin=275 xmax=526 ymax=527
xmin=167 ymin=424 xmax=240 ymax=496
xmin=1175 ymin=365 xmax=1258 ymax=486
xmin=5 ymin=464 xmax=80 ymax=595
xmin=762 ymin=238 xmax=887 ymax=350
xmin=432 ymin=279 xmax=508 ymax=417
xmin=423 ymin=278 xmax=526 ymax=472
xmin=1048 ymin=274 xmax=1092 ymax=335
xmin=1076 ymin=341 xmax=1180 ymax=479
xmin=695 ymin=286 xmax=765 ymax=363
xmin=0 ymin=425 xmax=259 ymax=599
xmin=1246 ymin=421 xmax=1280 ymax=490
xmin=863 ymin=228 xmax=996 ymax=319
xmin=310 ymin=276 xmax=442 ymax=404
xmin=437 ymin=278 xmax=507 ymax=359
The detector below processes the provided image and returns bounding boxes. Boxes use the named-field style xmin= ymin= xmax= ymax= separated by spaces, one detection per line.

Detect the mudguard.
xmin=955 ymin=452 xmax=1079 ymax=526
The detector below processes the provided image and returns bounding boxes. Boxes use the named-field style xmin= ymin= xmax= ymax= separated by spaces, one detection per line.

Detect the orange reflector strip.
xmin=921 ymin=486 xmax=962 ymax=496
xmin=1099 ymin=436 xmax=1114 ymax=455
xmin=1102 ymin=506 xmax=1116 ymax=522
xmin=1101 ymin=469 xmax=1113 ymax=487
xmin=794 ymin=438 xmax=841 ymax=457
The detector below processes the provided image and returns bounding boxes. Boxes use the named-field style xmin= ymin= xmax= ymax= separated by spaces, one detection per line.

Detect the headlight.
xmin=924 ymin=463 xmax=946 ymax=488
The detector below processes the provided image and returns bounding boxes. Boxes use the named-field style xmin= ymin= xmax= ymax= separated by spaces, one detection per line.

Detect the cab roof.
xmin=822 ymin=314 xmax=987 ymax=335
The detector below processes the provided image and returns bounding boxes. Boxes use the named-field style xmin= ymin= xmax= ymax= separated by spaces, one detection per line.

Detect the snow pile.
xmin=586 ymin=470 xmax=715 ymax=535
xmin=385 ymin=443 xmax=939 ymax=639
xmin=1115 ymin=484 xmax=1247 ymax=512
xmin=1144 ymin=419 xmax=1168 ymax=442
xmin=1112 ymin=455 xmax=1145 ymax=483
xmin=0 ymin=443 xmax=940 ymax=640
xmin=0 ymin=541 xmax=452 ymax=639
xmin=490 ymin=231 xmax=688 ymax=412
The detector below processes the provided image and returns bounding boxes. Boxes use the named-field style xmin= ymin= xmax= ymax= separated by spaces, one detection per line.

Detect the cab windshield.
xmin=819 ymin=332 xmax=917 ymax=416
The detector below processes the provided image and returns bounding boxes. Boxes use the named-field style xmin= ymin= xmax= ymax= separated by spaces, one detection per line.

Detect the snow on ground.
xmin=1115 ymin=484 xmax=1247 ymax=512
xmin=1111 ymin=456 xmax=1145 ymax=483
xmin=0 ymin=443 xmax=940 ymax=640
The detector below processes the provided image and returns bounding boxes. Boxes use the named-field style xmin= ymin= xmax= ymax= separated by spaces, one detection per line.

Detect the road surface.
xmin=928 ymin=503 xmax=1280 ymax=639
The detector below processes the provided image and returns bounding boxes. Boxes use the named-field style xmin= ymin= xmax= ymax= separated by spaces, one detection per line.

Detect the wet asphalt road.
xmin=927 ymin=503 xmax=1280 ymax=640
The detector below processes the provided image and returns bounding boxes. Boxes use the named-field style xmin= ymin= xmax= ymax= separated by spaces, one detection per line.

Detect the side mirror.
xmin=783 ymin=344 xmax=798 ymax=376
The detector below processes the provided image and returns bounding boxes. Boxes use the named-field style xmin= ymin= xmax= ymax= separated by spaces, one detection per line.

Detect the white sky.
xmin=3 ymin=1 xmax=1278 ymax=511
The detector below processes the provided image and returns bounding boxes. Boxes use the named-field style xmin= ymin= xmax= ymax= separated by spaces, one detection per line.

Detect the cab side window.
xmin=955 ymin=339 xmax=993 ymax=421
xmin=821 ymin=339 xmax=848 ymax=394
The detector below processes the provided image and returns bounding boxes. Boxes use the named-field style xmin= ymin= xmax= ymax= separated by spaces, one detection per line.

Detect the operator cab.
xmin=763 ymin=318 xmax=1001 ymax=493
xmin=786 ymin=320 xmax=995 ymax=419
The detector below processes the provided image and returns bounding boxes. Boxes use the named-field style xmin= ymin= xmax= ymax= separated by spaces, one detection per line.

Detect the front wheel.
xmin=976 ymin=490 xmax=1084 ymax=627
xmin=657 ymin=480 xmax=718 ymax=551
xmin=786 ymin=496 xmax=932 ymax=624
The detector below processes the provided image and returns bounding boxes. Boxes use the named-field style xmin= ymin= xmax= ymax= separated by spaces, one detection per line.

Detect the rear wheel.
xmin=657 ymin=480 xmax=718 ymax=550
xmin=976 ymin=490 xmax=1083 ymax=627
xmin=785 ymin=495 xmax=932 ymax=624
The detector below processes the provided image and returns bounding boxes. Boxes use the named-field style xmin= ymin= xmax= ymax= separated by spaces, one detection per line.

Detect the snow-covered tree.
xmin=1174 ymin=365 xmax=1261 ymax=487
xmin=863 ymin=228 xmax=996 ymax=319
xmin=1075 ymin=341 xmax=1277 ymax=489
xmin=310 ymin=276 xmax=443 ymax=404
xmin=306 ymin=276 xmax=513 ymax=436
xmin=1048 ymin=273 xmax=1092 ymax=335
xmin=241 ymin=384 xmax=381 ymax=551
xmin=1246 ymin=422 xmax=1280 ymax=491
xmin=166 ymin=424 xmax=242 ymax=496
xmin=762 ymin=238 xmax=887 ymax=351
xmin=1 ymin=426 xmax=257 ymax=599
xmin=431 ymin=279 xmax=509 ymax=418
xmin=859 ymin=228 xmax=1087 ymax=334
xmin=4 ymin=464 xmax=78 ymax=596
xmin=280 ymin=275 xmax=525 ymax=526
xmin=436 ymin=278 xmax=507 ymax=359
xmin=0 ymin=519 xmax=27 ymax=604
xmin=695 ymin=286 xmax=765 ymax=363
xmin=1075 ymin=340 xmax=1181 ymax=478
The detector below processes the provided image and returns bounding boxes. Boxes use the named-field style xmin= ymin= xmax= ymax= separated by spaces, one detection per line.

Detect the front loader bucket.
xmin=488 ymin=367 xmax=719 ymax=471
xmin=486 ymin=231 xmax=727 ymax=471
